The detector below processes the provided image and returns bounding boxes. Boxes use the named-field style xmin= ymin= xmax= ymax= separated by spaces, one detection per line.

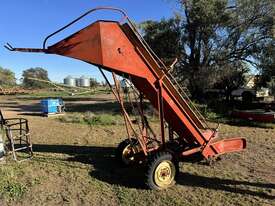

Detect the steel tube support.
xmin=111 ymin=72 xmax=131 ymax=140
xmin=168 ymin=124 xmax=174 ymax=142
xmin=157 ymin=80 xmax=165 ymax=146
xmin=98 ymin=67 xmax=148 ymax=155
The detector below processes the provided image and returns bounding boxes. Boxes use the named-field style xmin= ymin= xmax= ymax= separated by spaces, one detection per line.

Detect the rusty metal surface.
xmin=47 ymin=20 xmax=208 ymax=146
xmin=202 ymin=138 xmax=246 ymax=158
xmin=4 ymin=7 xmax=246 ymax=160
xmin=48 ymin=21 xmax=103 ymax=65
xmin=47 ymin=20 xmax=246 ymax=158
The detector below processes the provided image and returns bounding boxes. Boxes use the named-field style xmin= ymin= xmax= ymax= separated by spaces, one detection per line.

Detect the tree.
xmin=141 ymin=0 xmax=273 ymax=99
xmin=213 ymin=63 xmax=248 ymax=101
xmin=139 ymin=16 xmax=182 ymax=65
xmin=255 ymin=42 xmax=275 ymax=87
xmin=22 ymin=67 xmax=50 ymax=88
xmin=90 ymin=78 xmax=100 ymax=88
xmin=0 ymin=66 xmax=16 ymax=87
xmin=267 ymin=77 xmax=275 ymax=99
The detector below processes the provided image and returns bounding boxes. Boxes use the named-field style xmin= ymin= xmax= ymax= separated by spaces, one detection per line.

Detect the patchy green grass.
xmin=0 ymin=165 xmax=28 ymax=200
xmin=0 ymin=96 xmax=274 ymax=206
xmin=16 ymin=87 xmax=112 ymax=100
xmin=59 ymin=112 xmax=123 ymax=126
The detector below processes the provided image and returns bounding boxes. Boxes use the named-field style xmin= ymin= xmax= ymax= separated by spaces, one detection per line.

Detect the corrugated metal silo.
xmin=64 ymin=76 xmax=76 ymax=87
xmin=80 ymin=76 xmax=90 ymax=87
xmin=75 ymin=78 xmax=81 ymax=87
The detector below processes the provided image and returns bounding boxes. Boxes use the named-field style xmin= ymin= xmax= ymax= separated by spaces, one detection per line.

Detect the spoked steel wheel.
xmin=146 ymin=151 xmax=179 ymax=190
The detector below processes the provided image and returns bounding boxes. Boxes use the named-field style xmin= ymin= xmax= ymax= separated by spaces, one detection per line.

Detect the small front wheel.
xmin=115 ymin=138 xmax=138 ymax=166
xmin=146 ymin=151 xmax=179 ymax=190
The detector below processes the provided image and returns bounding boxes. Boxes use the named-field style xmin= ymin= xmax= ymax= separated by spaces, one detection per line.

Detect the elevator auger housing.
xmin=5 ymin=7 xmax=246 ymax=190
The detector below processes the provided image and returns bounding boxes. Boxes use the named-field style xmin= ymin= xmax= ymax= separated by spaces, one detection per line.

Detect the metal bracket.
xmin=4 ymin=43 xmax=47 ymax=53
xmin=4 ymin=43 xmax=15 ymax=51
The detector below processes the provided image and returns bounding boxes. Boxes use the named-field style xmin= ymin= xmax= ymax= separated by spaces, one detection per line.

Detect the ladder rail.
xmin=124 ymin=22 xmax=210 ymax=130
xmin=166 ymin=72 xmax=210 ymax=129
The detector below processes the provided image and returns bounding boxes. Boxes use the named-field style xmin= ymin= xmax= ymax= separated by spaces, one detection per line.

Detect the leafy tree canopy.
xmin=0 ymin=66 xmax=16 ymax=87
xmin=90 ymin=78 xmax=100 ymax=88
xmin=140 ymin=0 xmax=274 ymax=99
xmin=22 ymin=67 xmax=50 ymax=88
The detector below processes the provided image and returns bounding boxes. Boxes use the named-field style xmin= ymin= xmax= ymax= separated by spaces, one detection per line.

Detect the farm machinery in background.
xmin=204 ymin=75 xmax=271 ymax=103
xmin=0 ymin=86 xmax=30 ymax=95
xmin=26 ymin=77 xmax=96 ymax=96
xmin=5 ymin=7 xmax=246 ymax=189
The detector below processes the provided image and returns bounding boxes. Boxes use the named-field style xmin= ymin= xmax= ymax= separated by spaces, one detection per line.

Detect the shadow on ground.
xmin=223 ymin=119 xmax=275 ymax=129
xmin=1 ymin=101 xmax=152 ymax=115
xmin=0 ymin=102 xmax=41 ymax=113
xmin=177 ymin=173 xmax=275 ymax=200
xmin=66 ymin=101 xmax=154 ymax=115
xmin=32 ymin=144 xmax=275 ymax=198
xmin=66 ymin=101 xmax=121 ymax=114
xmin=33 ymin=144 xmax=146 ymax=189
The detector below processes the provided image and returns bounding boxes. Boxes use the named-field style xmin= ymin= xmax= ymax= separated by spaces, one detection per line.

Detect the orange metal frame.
xmin=5 ymin=7 xmax=246 ymax=160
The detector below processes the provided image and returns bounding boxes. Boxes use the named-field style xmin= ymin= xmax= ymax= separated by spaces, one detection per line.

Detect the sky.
xmin=0 ymin=0 xmax=178 ymax=83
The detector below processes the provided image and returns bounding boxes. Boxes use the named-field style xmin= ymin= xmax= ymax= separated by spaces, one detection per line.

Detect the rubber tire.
xmin=146 ymin=151 xmax=179 ymax=190
xmin=115 ymin=138 xmax=137 ymax=166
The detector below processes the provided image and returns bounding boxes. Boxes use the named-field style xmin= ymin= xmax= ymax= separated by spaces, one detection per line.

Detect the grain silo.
xmin=64 ymin=76 xmax=76 ymax=87
xmin=80 ymin=76 xmax=90 ymax=87
xmin=75 ymin=78 xmax=81 ymax=87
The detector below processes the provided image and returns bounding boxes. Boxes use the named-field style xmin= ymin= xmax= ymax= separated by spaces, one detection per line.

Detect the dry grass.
xmin=0 ymin=95 xmax=274 ymax=206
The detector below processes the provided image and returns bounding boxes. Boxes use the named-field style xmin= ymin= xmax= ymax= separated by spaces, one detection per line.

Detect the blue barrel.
xmin=40 ymin=99 xmax=60 ymax=114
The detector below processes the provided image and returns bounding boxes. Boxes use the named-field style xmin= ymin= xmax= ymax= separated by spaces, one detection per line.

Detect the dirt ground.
xmin=0 ymin=95 xmax=274 ymax=206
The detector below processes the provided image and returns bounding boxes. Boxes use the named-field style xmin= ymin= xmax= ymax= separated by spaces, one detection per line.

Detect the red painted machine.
xmin=5 ymin=7 xmax=246 ymax=189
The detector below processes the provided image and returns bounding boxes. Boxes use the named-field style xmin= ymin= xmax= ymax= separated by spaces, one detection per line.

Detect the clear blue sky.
xmin=0 ymin=0 xmax=177 ymax=83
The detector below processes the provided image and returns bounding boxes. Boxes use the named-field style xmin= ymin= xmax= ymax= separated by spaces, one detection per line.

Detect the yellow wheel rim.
xmin=122 ymin=145 xmax=135 ymax=164
xmin=154 ymin=160 xmax=176 ymax=188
